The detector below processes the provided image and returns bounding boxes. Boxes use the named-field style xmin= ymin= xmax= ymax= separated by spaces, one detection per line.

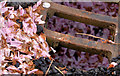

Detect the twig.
xmin=45 ymin=59 xmax=53 ymax=76
xmin=76 ymin=33 xmax=106 ymax=40
xmin=54 ymin=66 xmax=65 ymax=76
xmin=76 ymin=33 xmax=120 ymax=45
xmin=59 ymin=66 xmax=68 ymax=70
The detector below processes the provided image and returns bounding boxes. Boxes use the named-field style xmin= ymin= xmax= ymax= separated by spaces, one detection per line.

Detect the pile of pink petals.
xmin=0 ymin=0 xmax=51 ymax=74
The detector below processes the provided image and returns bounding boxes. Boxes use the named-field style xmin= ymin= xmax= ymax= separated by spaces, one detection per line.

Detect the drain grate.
xmin=39 ymin=2 xmax=119 ymax=61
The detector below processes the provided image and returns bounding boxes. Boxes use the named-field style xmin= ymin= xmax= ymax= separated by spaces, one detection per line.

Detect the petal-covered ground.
xmin=0 ymin=0 xmax=51 ymax=74
xmin=0 ymin=0 xmax=119 ymax=75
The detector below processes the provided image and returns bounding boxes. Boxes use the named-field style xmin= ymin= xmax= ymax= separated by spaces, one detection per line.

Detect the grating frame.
xmin=38 ymin=2 xmax=120 ymax=61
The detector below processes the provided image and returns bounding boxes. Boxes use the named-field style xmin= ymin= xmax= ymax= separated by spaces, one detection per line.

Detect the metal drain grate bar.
xmin=40 ymin=2 xmax=119 ymax=60
xmin=114 ymin=2 xmax=120 ymax=55
xmin=44 ymin=28 xmax=117 ymax=59
xmin=47 ymin=2 xmax=118 ymax=32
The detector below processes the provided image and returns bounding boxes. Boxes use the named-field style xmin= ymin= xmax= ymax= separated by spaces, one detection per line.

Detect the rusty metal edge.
xmin=44 ymin=28 xmax=118 ymax=60
xmin=47 ymin=2 xmax=118 ymax=32
xmin=114 ymin=1 xmax=120 ymax=55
